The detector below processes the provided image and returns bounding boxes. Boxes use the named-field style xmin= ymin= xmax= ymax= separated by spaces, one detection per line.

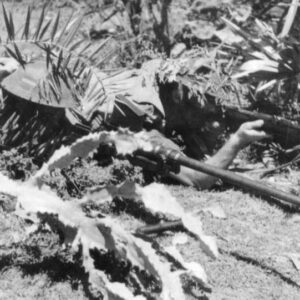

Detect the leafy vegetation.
xmin=0 ymin=130 xmax=216 ymax=299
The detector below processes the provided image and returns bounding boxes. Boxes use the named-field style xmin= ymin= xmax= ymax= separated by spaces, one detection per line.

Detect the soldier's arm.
xmin=171 ymin=120 xmax=270 ymax=189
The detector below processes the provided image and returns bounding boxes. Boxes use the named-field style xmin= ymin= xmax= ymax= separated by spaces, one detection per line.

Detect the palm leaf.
xmin=48 ymin=78 xmax=60 ymax=102
xmin=71 ymin=58 xmax=81 ymax=74
xmin=51 ymin=11 xmax=60 ymax=41
xmin=13 ymin=43 xmax=25 ymax=66
xmin=61 ymin=53 xmax=72 ymax=73
xmin=77 ymin=41 xmax=92 ymax=56
xmin=68 ymin=38 xmax=86 ymax=52
xmin=34 ymin=4 xmax=46 ymax=40
xmin=62 ymin=15 xmax=83 ymax=47
xmin=4 ymin=45 xmax=19 ymax=62
xmin=76 ymin=64 xmax=87 ymax=78
xmin=44 ymin=44 xmax=52 ymax=69
xmin=39 ymin=20 xmax=52 ymax=40
xmin=9 ymin=11 xmax=15 ymax=40
xmin=2 ymin=4 xmax=13 ymax=40
xmin=88 ymin=37 xmax=111 ymax=62
xmin=55 ymin=10 xmax=74 ymax=44
xmin=56 ymin=49 xmax=64 ymax=70
xmin=22 ymin=6 xmax=31 ymax=40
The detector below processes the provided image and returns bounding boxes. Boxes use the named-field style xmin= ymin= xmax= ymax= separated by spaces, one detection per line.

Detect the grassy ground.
xmin=171 ymin=186 xmax=300 ymax=299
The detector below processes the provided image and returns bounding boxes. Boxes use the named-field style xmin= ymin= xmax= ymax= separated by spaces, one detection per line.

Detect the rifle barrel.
xmin=153 ymin=147 xmax=300 ymax=207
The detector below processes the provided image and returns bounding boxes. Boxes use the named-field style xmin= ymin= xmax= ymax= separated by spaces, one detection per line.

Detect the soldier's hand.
xmin=233 ymin=120 xmax=271 ymax=148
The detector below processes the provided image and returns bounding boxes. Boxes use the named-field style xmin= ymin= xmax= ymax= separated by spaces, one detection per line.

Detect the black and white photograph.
xmin=0 ymin=0 xmax=300 ymax=299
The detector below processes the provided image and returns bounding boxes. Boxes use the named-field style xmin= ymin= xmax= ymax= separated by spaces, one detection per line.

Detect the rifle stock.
xmin=220 ymin=106 xmax=300 ymax=148
xmin=210 ymin=106 xmax=300 ymax=147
